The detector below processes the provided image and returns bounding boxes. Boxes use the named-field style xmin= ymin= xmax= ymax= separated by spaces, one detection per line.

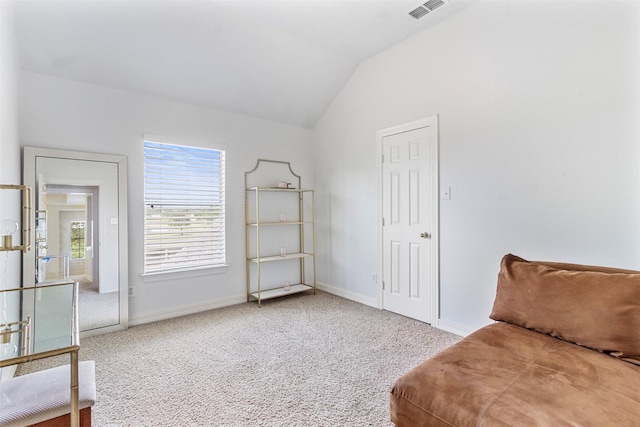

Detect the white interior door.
xmin=380 ymin=117 xmax=438 ymax=324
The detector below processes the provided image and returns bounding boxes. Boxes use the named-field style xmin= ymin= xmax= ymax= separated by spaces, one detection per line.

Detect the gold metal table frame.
xmin=0 ymin=281 xmax=80 ymax=427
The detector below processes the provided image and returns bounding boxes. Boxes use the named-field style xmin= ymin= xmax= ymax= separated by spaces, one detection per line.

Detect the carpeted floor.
xmin=17 ymin=291 xmax=461 ymax=426
xmin=75 ymin=276 xmax=120 ymax=331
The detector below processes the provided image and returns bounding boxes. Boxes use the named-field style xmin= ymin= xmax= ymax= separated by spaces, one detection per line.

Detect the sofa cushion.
xmin=390 ymin=322 xmax=640 ymax=426
xmin=490 ymin=254 xmax=640 ymax=364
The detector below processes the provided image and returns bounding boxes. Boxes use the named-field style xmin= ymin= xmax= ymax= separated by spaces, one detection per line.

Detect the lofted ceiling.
xmin=12 ymin=0 xmax=473 ymax=129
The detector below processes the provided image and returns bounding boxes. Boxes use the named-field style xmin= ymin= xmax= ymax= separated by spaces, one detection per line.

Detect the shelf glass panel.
xmin=247 ymin=221 xmax=313 ymax=227
xmin=249 ymin=284 xmax=313 ymax=301
xmin=249 ymin=252 xmax=313 ymax=263
xmin=247 ymin=187 xmax=313 ymax=192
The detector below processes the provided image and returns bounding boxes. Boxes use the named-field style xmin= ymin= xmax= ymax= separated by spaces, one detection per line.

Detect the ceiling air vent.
xmin=409 ymin=0 xmax=446 ymax=20
xmin=409 ymin=5 xmax=429 ymax=19
xmin=424 ymin=0 xmax=446 ymax=12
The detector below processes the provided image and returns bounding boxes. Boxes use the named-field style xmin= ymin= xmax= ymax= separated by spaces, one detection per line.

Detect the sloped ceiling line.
xmin=12 ymin=0 xmax=472 ymax=129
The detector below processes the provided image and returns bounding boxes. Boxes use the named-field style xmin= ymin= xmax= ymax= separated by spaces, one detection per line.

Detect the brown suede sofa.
xmin=390 ymin=254 xmax=640 ymax=426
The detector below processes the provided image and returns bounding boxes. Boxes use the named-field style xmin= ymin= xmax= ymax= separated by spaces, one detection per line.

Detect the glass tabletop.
xmin=1 ymin=281 xmax=78 ymax=366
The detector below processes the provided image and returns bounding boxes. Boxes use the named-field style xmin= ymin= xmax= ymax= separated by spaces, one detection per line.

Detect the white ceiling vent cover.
xmin=409 ymin=5 xmax=429 ymax=19
xmin=409 ymin=0 xmax=447 ymax=20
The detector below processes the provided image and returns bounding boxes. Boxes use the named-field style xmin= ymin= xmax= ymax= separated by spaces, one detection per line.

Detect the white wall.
xmin=0 ymin=0 xmax=22 ymax=380
xmin=0 ymin=0 xmax=22 ymax=286
xmin=19 ymin=71 xmax=313 ymax=324
xmin=0 ymin=1 xmax=19 ymax=184
xmin=312 ymin=0 xmax=640 ymax=334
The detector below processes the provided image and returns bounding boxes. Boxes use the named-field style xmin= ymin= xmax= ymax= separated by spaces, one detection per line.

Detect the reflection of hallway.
xmin=73 ymin=275 xmax=119 ymax=331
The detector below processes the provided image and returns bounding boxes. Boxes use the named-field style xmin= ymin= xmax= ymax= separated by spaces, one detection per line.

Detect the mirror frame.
xmin=23 ymin=147 xmax=129 ymax=336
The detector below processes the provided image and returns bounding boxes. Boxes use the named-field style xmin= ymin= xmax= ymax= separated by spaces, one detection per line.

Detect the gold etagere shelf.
xmin=0 ymin=183 xmax=84 ymax=427
xmin=245 ymin=160 xmax=316 ymax=306
xmin=0 ymin=184 xmax=32 ymax=252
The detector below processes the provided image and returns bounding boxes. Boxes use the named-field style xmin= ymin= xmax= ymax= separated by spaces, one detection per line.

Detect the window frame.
xmin=142 ymin=137 xmax=227 ymax=276
xmin=70 ymin=220 xmax=86 ymax=261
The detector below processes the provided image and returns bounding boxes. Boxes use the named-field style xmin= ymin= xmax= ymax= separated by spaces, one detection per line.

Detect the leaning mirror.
xmin=23 ymin=147 xmax=128 ymax=336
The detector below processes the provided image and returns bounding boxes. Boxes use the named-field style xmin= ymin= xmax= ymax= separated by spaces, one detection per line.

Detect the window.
xmin=70 ymin=221 xmax=85 ymax=260
xmin=143 ymin=140 xmax=226 ymax=273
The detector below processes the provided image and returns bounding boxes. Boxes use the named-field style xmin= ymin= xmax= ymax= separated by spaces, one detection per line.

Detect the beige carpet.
xmin=17 ymin=291 xmax=461 ymax=426
xmin=75 ymin=276 xmax=120 ymax=331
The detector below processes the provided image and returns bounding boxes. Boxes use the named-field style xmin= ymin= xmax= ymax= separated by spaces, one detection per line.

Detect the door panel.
xmin=382 ymin=121 xmax=437 ymax=324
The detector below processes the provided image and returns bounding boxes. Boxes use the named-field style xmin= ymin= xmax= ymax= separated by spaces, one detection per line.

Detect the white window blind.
xmin=144 ymin=140 xmax=225 ymax=273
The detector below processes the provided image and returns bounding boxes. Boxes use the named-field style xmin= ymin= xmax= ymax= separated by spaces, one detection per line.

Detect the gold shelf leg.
xmin=70 ymin=349 xmax=79 ymax=427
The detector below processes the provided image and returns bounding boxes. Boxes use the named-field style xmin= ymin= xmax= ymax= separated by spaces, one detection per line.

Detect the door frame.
xmin=376 ymin=115 xmax=440 ymax=326
xmin=46 ymin=184 xmax=100 ymax=289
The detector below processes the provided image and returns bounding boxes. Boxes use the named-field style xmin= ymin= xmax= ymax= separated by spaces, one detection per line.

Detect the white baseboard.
xmin=127 ymin=286 xmax=475 ymax=340
xmin=316 ymin=282 xmax=476 ymax=339
xmin=435 ymin=318 xmax=473 ymax=337
xmin=129 ymin=294 xmax=247 ymax=326
xmin=316 ymin=281 xmax=378 ymax=308
xmin=130 ymin=285 xmax=375 ymax=327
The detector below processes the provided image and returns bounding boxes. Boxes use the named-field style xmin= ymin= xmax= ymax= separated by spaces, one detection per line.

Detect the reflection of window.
xmin=70 ymin=221 xmax=86 ymax=260
xmin=143 ymin=140 xmax=226 ymax=273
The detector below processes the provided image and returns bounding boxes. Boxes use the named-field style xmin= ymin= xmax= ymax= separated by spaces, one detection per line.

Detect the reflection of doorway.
xmin=43 ymin=185 xmax=118 ymax=330
xmin=44 ymin=185 xmax=99 ymax=289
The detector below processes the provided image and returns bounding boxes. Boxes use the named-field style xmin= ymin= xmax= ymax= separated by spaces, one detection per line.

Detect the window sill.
xmin=141 ymin=264 xmax=229 ymax=284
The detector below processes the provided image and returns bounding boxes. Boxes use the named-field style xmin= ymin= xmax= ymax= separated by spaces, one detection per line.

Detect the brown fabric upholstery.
xmin=490 ymin=254 xmax=640 ymax=364
xmin=390 ymin=322 xmax=640 ymax=427
xmin=391 ymin=255 xmax=640 ymax=426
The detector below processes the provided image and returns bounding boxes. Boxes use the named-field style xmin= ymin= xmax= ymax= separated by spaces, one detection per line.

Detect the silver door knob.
xmin=420 ymin=232 xmax=430 ymax=239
